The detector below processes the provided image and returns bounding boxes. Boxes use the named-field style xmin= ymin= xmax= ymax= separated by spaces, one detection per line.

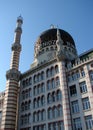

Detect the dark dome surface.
xmin=37 ymin=28 xmax=75 ymax=47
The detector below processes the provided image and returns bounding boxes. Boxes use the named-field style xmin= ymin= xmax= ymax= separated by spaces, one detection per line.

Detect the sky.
xmin=0 ymin=0 xmax=93 ymax=92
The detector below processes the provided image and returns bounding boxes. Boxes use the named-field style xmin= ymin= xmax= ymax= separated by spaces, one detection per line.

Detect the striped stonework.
xmin=1 ymin=16 xmax=23 ymax=130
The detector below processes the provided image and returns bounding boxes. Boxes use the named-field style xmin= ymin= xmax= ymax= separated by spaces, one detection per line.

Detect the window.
xmin=90 ymin=71 xmax=93 ymax=81
xmin=79 ymin=81 xmax=87 ymax=93
xmin=47 ymin=94 xmax=52 ymax=104
xmin=47 ymin=80 xmax=51 ymax=90
xmin=81 ymin=69 xmax=85 ymax=77
xmin=55 ymin=77 xmax=60 ymax=87
xmin=48 ymin=108 xmax=52 ymax=119
xmin=71 ymin=100 xmax=79 ymax=113
xmin=58 ymin=105 xmax=63 ymax=117
xmin=85 ymin=115 xmax=93 ymax=129
xmin=51 ymin=79 xmax=55 ymax=88
xmin=56 ymin=90 xmax=62 ymax=101
xmin=82 ymin=97 xmax=90 ymax=110
xmin=70 ymin=85 xmax=77 ymax=97
xmin=55 ymin=65 xmax=59 ymax=74
xmin=73 ymin=117 xmax=82 ymax=130
xmin=58 ymin=121 xmax=64 ymax=130
xmin=53 ymin=107 xmax=57 ymax=118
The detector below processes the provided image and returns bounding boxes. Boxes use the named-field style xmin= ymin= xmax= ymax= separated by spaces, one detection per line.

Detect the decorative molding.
xmin=11 ymin=43 xmax=21 ymax=52
xmin=6 ymin=69 xmax=21 ymax=81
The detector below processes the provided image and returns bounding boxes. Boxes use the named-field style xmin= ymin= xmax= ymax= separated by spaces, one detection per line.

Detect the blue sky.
xmin=0 ymin=0 xmax=93 ymax=91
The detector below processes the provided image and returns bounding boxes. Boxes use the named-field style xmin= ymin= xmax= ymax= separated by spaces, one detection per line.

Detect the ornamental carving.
xmin=11 ymin=43 xmax=21 ymax=52
xmin=6 ymin=69 xmax=21 ymax=81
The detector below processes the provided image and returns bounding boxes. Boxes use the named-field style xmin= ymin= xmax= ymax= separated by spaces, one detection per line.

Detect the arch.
xmin=41 ymin=71 xmax=44 ymax=80
xmin=57 ymin=104 xmax=63 ymax=117
xmin=48 ymin=107 xmax=52 ymax=119
xmin=29 ymin=77 xmax=32 ymax=85
xmin=52 ymin=91 xmax=56 ymax=102
xmin=41 ymin=95 xmax=45 ymax=106
xmin=56 ymin=89 xmax=62 ymax=101
xmin=47 ymin=80 xmax=51 ymax=90
xmin=55 ymin=76 xmax=60 ymax=87
xmin=55 ymin=65 xmax=59 ymax=74
xmin=47 ymin=93 xmax=52 ymax=104
xmin=51 ymin=66 xmax=54 ymax=76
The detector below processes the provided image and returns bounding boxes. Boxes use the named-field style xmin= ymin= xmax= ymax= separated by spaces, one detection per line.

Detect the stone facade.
xmin=1 ymin=18 xmax=93 ymax=130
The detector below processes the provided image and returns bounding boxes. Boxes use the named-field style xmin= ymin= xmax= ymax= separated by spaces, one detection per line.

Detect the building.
xmin=0 ymin=92 xmax=5 ymax=129
xmin=1 ymin=17 xmax=93 ymax=130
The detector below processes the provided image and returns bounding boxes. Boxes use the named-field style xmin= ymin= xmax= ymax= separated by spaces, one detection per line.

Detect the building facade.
xmin=1 ymin=18 xmax=93 ymax=130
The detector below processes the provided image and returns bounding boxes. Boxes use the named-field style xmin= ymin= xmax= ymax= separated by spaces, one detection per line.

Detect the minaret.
xmin=1 ymin=16 xmax=23 ymax=130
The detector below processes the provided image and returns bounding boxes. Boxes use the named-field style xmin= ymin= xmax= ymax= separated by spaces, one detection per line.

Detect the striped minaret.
xmin=1 ymin=16 xmax=23 ymax=130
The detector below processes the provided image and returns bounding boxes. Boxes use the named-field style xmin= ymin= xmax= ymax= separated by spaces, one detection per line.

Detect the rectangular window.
xmin=70 ymin=85 xmax=77 ymax=97
xmin=85 ymin=115 xmax=93 ymax=129
xmin=90 ymin=71 xmax=93 ymax=81
xmin=79 ymin=81 xmax=87 ymax=93
xmin=73 ymin=117 xmax=82 ymax=130
xmin=82 ymin=97 xmax=90 ymax=110
xmin=71 ymin=100 xmax=79 ymax=114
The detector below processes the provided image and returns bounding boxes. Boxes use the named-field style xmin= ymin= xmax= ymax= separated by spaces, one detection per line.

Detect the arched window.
xmin=33 ymin=98 xmax=37 ymax=108
xmin=52 ymin=92 xmax=56 ymax=102
xmin=58 ymin=105 xmax=62 ymax=117
xmin=38 ymin=111 xmax=41 ymax=121
xmin=33 ymin=75 xmax=37 ymax=83
xmin=22 ymin=80 xmax=26 ymax=88
xmin=33 ymin=112 xmax=37 ymax=122
xmin=37 ymin=97 xmax=41 ymax=107
xmin=21 ymin=103 xmax=24 ymax=111
xmin=47 ymin=80 xmax=51 ymax=90
xmin=58 ymin=121 xmax=64 ymax=130
xmin=41 ymin=83 xmax=45 ymax=92
xmin=46 ymin=69 xmax=50 ymax=78
xmin=56 ymin=90 xmax=62 ymax=101
xmin=51 ymin=78 xmax=55 ymax=88
xmin=51 ymin=67 xmax=54 ymax=76
xmin=55 ymin=65 xmax=59 ymax=74
xmin=48 ymin=108 xmax=52 ymax=119
xmin=42 ymin=109 xmax=46 ymax=120
xmin=41 ymin=96 xmax=45 ymax=106
xmin=25 ymin=102 xmax=28 ymax=110
xmin=41 ymin=71 xmax=44 ymax=80
xmin=53 ymin=106 xmax=57 ymax=118
xmin=37 ymin=84 xmax=40 ymax=94
xmin=29 ymin=77 xmax=32 ymax=85
xmin=55 ymin=77 xmax=60 ymax=87
xmin=47 ymin=93 xmax=52 ymax=104
xmin=26 ymin=79 xmax=29 ymax=86
xmin=38 ymin=73 xmax=41 ymax=82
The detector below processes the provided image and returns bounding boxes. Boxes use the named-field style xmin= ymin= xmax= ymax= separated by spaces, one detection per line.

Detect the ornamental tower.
xmin=1 ymin=16 xmax=23 ymax=130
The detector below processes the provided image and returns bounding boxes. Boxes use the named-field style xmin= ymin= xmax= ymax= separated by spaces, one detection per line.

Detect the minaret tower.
xmin=1 ymin=16 xmax=23 ymax=130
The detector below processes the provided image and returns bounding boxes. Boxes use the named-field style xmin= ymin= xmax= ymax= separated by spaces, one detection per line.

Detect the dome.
xmin=36 ymin=28 xmax=75 ymax=47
